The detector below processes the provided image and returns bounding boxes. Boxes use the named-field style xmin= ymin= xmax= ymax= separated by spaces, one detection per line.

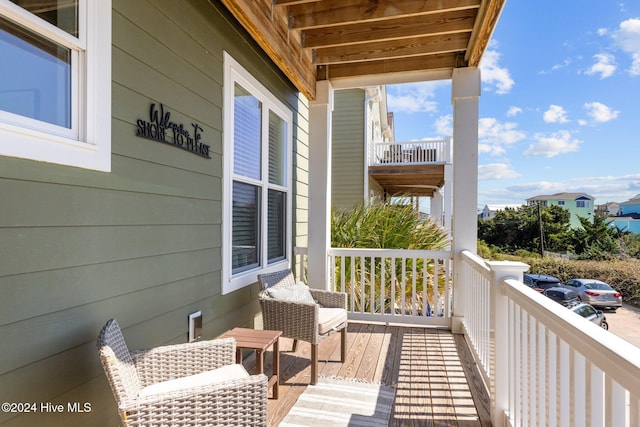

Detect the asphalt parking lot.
xmin=603 ymin=303 xmax=640 ymax=348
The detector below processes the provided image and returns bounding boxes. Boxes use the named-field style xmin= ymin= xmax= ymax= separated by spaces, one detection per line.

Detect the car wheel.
xmin=601 ymin=321 xmax=608 ymax=330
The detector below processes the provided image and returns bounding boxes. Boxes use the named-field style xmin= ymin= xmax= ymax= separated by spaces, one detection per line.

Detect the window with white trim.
xmin=0 ymin=0 xmax=111 ymax=171
xmin=222 ymin=52 xmax=292 ymax=294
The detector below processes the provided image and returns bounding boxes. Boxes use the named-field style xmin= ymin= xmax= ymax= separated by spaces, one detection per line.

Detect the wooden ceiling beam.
xmin=314 ymin=33 xmax=470 ymax=65
xmin=322 ymin=53 xmax=459 ymax=80
xmin=466 ymin=0 xmax=505 ymax=65
xmin=289 ymin=0 xmax=481 ymax=30
xmin=219 ymin=0 xmax=317 ymax=99
xmin=304 ymin=9 xmax=476 ymax=49
xmin=274 ymin=0 xmax=321 ymax=6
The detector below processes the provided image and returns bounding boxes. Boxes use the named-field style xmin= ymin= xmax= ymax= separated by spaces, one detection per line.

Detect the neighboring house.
xmin=331 ymin=87 xmax=450 ymax=229
xmin=596 ymin=201 xmax=620 ymax=216
xmin=606 ymin=195 xmax=640 ymax=233
xmin=0 ymin=1 xmax=502 ymax=425
xmin=527 ymin=192 xmax=595 ymax=228
xmin=479 ymin=204 xmax=522 ymax=220
xmin=331 ymin=87 xmax=389 ymax=211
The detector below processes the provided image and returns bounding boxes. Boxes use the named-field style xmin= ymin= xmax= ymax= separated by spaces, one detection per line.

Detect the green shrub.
xmin=331 ymin=201 xmax=450 ymax=313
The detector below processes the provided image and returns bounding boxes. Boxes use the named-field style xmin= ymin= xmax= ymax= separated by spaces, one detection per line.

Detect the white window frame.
xmin=0 ymin=0 xmax=111 ymax=171
xmin=222 ymin=52 xmax=293 ymax=294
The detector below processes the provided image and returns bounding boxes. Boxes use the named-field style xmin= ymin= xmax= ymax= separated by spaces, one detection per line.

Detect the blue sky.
xmin=386 ymin=1 xmax=640 ymax=211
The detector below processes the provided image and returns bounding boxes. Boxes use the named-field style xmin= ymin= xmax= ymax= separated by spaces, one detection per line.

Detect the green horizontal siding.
xmin=332 ymin=89 xmax=366 ymax=210
xmin=0 ymin=0 xmax=307 ymax=425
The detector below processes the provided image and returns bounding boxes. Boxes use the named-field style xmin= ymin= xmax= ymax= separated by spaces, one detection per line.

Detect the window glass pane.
xmin=233 ymin=83 xmax=261 ymax=179
xmin=0 ymin=17 xmax=71 ymax=128
xmin=268 ymin=111 xmax=287 ymax=185
xmin=10 ymin=0 xmax=78 ymax=37
xmin=232 ymin=181 xmax=260 ymax=273
xmin=267 ymin=189 xmax=286 ymax=263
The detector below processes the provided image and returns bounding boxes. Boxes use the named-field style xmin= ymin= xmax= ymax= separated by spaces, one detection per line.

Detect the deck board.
xmin=241 ymin=322 xmax=490 ymax=426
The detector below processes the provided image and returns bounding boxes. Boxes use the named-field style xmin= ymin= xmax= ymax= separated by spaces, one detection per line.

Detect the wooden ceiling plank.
xmin=466 ymin=0 xmax=505 ymax=65
xmin=314 ymin=33 xmax=470 ymax=65
xmin=323 ymin=53 xmax=458 ymax=80
xmin=304 ymin=9 xmax=477 ymax=49
xmin=289 ymin=0 xmax=481 ymax=30
xmin=219 ymin=0 xmax=317 ymax=99
xmin=274 ymin=0 xmax=322 ymax=6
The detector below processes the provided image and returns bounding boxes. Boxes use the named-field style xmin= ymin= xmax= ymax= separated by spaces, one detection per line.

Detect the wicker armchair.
xmin=258 ymin=269 xmax=348 ymax=384
xmin=97 ymin=319 xmax=268 ymax=426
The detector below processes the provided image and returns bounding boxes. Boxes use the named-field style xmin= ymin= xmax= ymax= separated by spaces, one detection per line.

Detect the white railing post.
xmin=486 ymin=261 xmax=529 ymax=427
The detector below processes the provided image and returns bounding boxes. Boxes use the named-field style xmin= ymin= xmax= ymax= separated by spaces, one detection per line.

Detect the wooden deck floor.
xmin=242 ymin=322 xmax=491 ymax=426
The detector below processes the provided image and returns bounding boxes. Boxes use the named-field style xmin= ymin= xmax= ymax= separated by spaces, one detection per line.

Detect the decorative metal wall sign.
xmin=136 ymin=103 xmax=211 ymax=159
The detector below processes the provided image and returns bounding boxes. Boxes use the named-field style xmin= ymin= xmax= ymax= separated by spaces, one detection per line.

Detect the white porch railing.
xmin=461 ymin=250 xmax=640 ymax=427
xmin=369 ymin=138 xmax=451 ymax=166
xmin=327 ymin=248 xmax=452 ymax=326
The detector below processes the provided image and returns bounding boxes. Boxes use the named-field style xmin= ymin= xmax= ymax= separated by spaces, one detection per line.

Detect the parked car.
xmin=523 ymin=273 xmax=562 ymax=292
xmin=543 ymin=287 xmax=580 ymax=307
xmin=564 ymin=279 xmax=622 ymax=310
xmin=569 ymin=302 xmax=608 ymax=330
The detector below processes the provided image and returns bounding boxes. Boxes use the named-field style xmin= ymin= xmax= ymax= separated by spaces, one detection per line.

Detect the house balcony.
xmin=266 ymin=247 xmax=640 ymax=426
xmin=369 ymin=139 xmax=451 ymax=198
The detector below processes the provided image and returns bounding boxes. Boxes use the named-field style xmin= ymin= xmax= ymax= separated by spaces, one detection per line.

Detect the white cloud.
xmin=506 ymin=106 xmax=522 ymax=117
xmin=585 ymin=53 xmax=617 ymax=78
xmin=550 ymin=58 xmax=573 ymax=72
xmin=584 ymin=101 xmax=619 ymax=123
xmin=479 ymin=118 xmax=526 ymax=145
xmin=433 ymin=115 xmax=453 ymax=136
xmin=478 ymin=163 xmax=520 ymax=180
xmin=386 ymin=81 xmax=447 ymax=113
xmin=478 ymin=143 xmax=506 ymax=156
xmin=480 ymin=49 xmax=515 ymax=94
xmin=500 ymin=175 xmax=640 ymax=204
xmin=524 ymin=130 xmax=581 ymax=158
xmin=480 ymin=174 xmax=640 ymax=207
xmin=612 ymin=18 xmax=640 ymax=75
xmin=543 ymin=105 xmax=569 ymax=123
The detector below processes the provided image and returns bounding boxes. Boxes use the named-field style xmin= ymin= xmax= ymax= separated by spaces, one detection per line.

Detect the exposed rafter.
xmin=218 ymin=0 xmax=504 ymax=100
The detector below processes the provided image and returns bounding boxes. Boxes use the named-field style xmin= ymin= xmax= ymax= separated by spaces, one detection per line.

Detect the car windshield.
xmin=584 ymin=282 xmax=613 ymax=290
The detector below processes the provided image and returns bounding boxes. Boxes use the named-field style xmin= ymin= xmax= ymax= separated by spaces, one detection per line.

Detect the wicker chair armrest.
xmin=259 ymin=297 xmax=318 ymax=343
xmin=131 ymin=338 xmax=236 ymax=386
xmin=309 ymin=289 xmax=347 ymax=309
xmin=120 ymin=374 xmax=268 ymax=427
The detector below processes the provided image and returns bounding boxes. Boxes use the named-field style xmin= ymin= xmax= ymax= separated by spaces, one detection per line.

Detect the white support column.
xmin=430 ymin=190 xmax=443 ymax=226
xmin=443 ymin=136 xmax=453 ymax=234
xmin=450 ymin=67 xmax=480 ymax=333
xmin=307 ymin=81 xmax=334 ymax=290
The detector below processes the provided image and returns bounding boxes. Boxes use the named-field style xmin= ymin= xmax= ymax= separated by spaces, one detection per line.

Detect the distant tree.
xmin=619 ymin=231 xmax=640 ymax=258
xmin=479 ymin=204 xmax=572 ymax=254
xmin=570 ymin=215 xmax=620 ymax=259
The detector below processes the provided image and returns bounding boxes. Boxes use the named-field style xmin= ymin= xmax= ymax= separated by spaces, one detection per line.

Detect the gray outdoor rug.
xmin=280 ymin=376 xmax=396 ymax=426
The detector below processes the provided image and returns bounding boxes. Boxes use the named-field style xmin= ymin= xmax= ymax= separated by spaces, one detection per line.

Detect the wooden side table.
xmin=223 ymin=327 xmax=282 ymax=399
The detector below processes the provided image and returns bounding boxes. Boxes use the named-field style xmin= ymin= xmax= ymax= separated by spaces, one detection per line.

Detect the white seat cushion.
xmin=139 ymin=364 xmax=249 ymax=397
xmin=318 ymin=307 xmax=347 ymax=335
xmin=265 ymin=283 xmax=316 ymax=305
